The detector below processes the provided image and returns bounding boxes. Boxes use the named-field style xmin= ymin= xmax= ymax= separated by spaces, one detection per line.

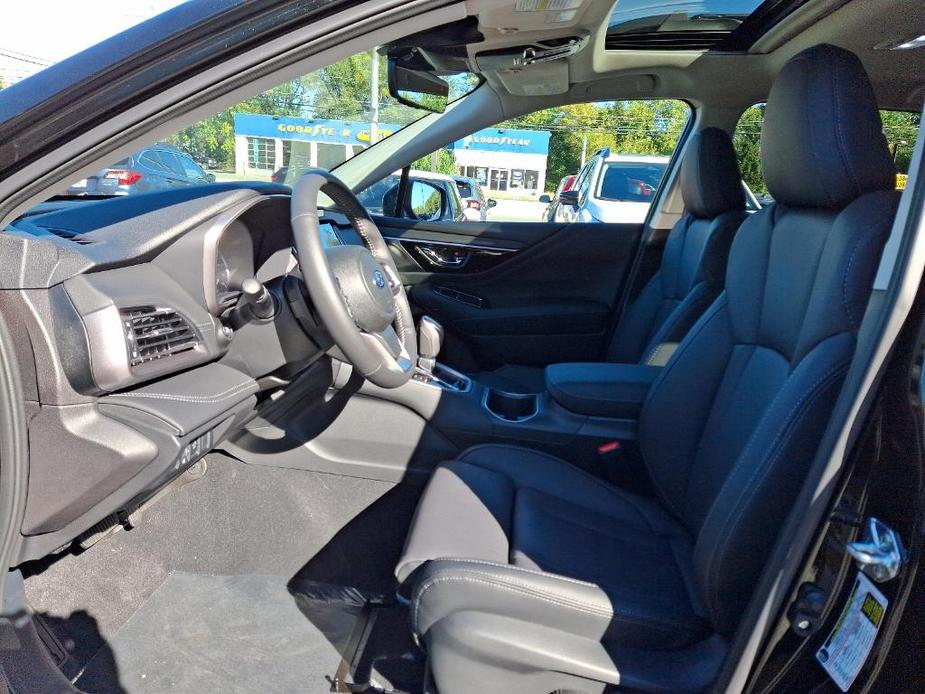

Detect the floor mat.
xmin=76 ymin=573 xmax=350 ymax=694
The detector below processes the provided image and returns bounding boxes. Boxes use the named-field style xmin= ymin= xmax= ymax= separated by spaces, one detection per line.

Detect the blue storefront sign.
xmin=234 ymin=114 xmax=401 ymax=145
xmin=449 ymin=127 xmax=551 ymax=155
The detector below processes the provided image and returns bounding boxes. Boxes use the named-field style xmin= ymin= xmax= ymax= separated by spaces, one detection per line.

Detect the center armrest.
xmin=545 ymin=362 xmax=661 ymax=419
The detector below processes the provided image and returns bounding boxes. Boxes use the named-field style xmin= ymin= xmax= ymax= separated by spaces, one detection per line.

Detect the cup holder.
xmin=482 ymin=388 xmax=539 ymax=423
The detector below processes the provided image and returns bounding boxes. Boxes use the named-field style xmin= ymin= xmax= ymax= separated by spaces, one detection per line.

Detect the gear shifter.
xmin=417 ymin=315 xmax=444 ymax=376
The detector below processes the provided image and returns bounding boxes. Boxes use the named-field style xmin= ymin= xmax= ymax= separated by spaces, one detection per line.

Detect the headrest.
xmin=680 ymin=127 xmax=745 ymax=218
xmin=761 ymin=44 xmax=895 ymax=209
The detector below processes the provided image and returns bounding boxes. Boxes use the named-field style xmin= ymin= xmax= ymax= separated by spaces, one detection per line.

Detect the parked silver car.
xmin=65 ymin=144 xmax=214 ymax=196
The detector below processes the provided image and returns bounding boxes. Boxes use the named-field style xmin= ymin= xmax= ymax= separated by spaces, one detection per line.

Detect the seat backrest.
xmin=608 ymin=127 xmax=747 ymax=366
xmin=639 ymin=44 xmax=899 ymax=635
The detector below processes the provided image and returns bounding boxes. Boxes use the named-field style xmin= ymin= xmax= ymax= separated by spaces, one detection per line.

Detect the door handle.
xmin=418 ymin=244 xmax=470 ymax=269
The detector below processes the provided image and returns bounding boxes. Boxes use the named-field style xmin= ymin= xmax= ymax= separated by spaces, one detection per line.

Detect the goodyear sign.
xmin=450 ymin=127 xmax=551 ymax=155
xmin=234 ymin=114 xmax=400 ymax=145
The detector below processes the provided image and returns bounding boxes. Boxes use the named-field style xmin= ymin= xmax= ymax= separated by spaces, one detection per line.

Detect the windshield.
xmin=597 ymin=161 xmax=667 ymax=202
xmin=51 ymin=49 xmax=478 ymax=197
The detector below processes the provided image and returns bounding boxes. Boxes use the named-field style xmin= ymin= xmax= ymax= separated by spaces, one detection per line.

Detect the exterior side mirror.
xmin=559 ymin=189 xmax=580 ymax=206
xmin=486 ymin=198 xmax=497 ymax=208
xmin=408 ymin=180 xmax=447 ymax=221
xmin=538 ymin=194 xmax=552 ymax=204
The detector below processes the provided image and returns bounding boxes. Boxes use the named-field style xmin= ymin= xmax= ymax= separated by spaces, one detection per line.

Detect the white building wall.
xmin=452 ymin=149 xmax=548 ymax=194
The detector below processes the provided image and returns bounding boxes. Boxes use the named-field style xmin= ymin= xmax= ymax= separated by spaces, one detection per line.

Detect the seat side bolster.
xmin=411 ymin=559 xmax=613 ymax=641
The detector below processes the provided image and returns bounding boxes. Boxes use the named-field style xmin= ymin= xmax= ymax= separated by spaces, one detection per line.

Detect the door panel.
xmin=375 ymin=215 xmax=643 ymax=371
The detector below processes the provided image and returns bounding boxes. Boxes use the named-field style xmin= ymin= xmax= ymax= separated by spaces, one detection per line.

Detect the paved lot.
xmin=487 ymin=197 xmax=546 ymax=222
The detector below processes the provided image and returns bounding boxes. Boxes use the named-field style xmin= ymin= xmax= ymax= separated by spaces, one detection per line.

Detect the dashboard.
xmin=1 ymin=183 xmax=359 ymax=564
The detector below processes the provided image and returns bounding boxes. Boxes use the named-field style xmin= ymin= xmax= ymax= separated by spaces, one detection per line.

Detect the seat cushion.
xmin=397 ymin=445 xmax=709 ymax=649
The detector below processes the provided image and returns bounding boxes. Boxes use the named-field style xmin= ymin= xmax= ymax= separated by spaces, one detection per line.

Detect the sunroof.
xmin=606 ymin=0 xmax=803 ymax=51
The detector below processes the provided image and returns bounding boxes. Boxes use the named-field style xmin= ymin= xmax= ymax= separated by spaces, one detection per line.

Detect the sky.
xmin=0 ymin=1 xmax=187 ymax=85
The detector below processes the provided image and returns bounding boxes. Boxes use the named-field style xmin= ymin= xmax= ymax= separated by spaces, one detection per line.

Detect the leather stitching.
xmin=412 ymin=575 xmax=612 ymax=633
xmin=412 ymin=573 xmax=696 ymax=635
xmin=705 ymin=361 xmax=848 ymax=615
xmin=107 ymin=381 xmax=256 ymax=402
xmin=444 ymin=558 xmax=599 ymax=587
xmin=458 ymin=445 xmax=666 ymax=534
xmin=841 ymin=231 xmax=874 ymax=329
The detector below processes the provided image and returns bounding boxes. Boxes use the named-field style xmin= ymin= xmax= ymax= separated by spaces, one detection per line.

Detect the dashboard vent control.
xmin=120 ymin=306 xmax=199 ymax=367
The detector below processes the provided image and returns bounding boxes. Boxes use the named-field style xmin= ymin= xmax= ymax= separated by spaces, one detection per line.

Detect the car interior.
xmin=3 ymin=0 xmax=925 ymax=693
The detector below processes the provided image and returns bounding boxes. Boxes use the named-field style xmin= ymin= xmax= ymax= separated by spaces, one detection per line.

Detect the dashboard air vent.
xmin=120 ymin=306 xmax=199 ymax=367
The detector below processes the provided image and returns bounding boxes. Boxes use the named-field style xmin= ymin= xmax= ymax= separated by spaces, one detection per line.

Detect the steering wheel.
xmin=290 ymin=169 xmax=417 ymax=388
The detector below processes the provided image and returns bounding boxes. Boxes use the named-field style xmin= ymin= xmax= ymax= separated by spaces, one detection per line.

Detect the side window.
xmin=733 ymin=104 xmax=769 ymax=204
xmin=177 ymin=154 xmax=205 ymax=178
xmin=881 ymin=110 xmax=920 ymax=189
xmin=156 ymin=151 xmax=186 ymax=177
xmin=138 ymin=151 xmax=171 ymax=174
xmin=357 ymin=99 xmax=690 ymax=223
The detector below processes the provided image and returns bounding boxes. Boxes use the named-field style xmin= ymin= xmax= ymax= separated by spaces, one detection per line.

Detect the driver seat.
xmin=395 ymin=45 xmax=899 ymax=693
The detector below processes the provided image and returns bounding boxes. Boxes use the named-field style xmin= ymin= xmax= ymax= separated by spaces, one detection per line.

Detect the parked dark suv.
xmin=65 ymin=144 xmax=214 ymax=196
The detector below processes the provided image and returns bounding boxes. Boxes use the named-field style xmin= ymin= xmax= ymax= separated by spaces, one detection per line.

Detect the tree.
xmin=881 ymin=110 xmax=920 ymax=174
xmin=411 ymin=148 xmax=457 ymax=175
xmin=733 ymin=104 xmax=766 ymax=194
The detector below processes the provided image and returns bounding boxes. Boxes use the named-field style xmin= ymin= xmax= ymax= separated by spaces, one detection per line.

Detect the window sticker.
xmin=816 ymin=572 xmax=888 ymax=692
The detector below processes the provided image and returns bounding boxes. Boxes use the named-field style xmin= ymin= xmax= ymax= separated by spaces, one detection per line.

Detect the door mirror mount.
xmin=559 ymin=190 xmax=580 ymax=206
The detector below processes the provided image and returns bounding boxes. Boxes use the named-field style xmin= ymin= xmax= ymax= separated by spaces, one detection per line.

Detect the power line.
xmin=0 ymin=48 xmax=52 ymax=67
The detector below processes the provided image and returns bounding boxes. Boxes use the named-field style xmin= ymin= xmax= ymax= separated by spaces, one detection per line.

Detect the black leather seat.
xmin=480 ymin=126 xmax=747 ymax=393
xmin=396 ymin=45 xmax=900 ymax=694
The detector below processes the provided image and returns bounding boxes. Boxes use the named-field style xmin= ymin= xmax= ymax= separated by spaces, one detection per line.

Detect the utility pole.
xmin=580 ymin=133 xmax=588 ymax=166
xmin=369 ymin=48 xmax=380 ymax=145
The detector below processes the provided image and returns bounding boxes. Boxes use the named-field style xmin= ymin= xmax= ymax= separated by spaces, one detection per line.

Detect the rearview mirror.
xmin=388 ymin=59 xmax=449 ymax=114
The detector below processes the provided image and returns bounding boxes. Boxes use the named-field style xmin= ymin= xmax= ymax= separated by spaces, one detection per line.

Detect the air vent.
xmin=42 ymin=227 xmax=96 ymax=245
xmin=120 ymin=306 xmax=199 ymax=367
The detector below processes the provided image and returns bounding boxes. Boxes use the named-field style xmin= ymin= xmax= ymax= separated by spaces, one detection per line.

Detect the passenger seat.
xmin=481 ymin=127 xmax=748 ymax=393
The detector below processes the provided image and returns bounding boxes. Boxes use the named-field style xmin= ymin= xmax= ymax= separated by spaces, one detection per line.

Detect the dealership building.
xmin=447 ymin=128 xmax=551 ymax=194
xmin=234 ymin=114 xmax=551 ymax=194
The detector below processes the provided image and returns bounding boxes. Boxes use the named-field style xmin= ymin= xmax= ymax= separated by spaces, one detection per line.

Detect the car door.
xmin=356 ymin=100 xmax=690 ymax=374
xmin=154 ymin=150 xmax=194 ymax=187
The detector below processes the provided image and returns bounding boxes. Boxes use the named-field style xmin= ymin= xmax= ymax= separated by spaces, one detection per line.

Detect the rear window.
xmin=597 ymin=162 xmax=666 ymax=202
xmin=456 ymin=181 xmax=473 ymax=198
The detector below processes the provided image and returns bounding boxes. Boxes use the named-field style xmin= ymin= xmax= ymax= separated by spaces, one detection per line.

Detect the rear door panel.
xmin=376 ymin=216 xmax=643 ymax=371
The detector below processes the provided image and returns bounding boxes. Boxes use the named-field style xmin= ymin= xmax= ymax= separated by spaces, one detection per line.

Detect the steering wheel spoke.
xmin=290 ymin=169 xmax=418 ymax=388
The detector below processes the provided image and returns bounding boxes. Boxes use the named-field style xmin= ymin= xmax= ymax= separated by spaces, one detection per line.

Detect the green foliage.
xmin=411 ymin=148 xmax=457 ymax=175
xmin=500 ymin=100 xmax=690 ymax=191
xmin=168 ymin=84 xmax=307 ymax=169
xmin=733 ymin=104 xmax=766 ymax=194
xmin=732 ymin=106 xmax=920 ymax=196
xmin=881 ymin=110 xmax=920 ymax=174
